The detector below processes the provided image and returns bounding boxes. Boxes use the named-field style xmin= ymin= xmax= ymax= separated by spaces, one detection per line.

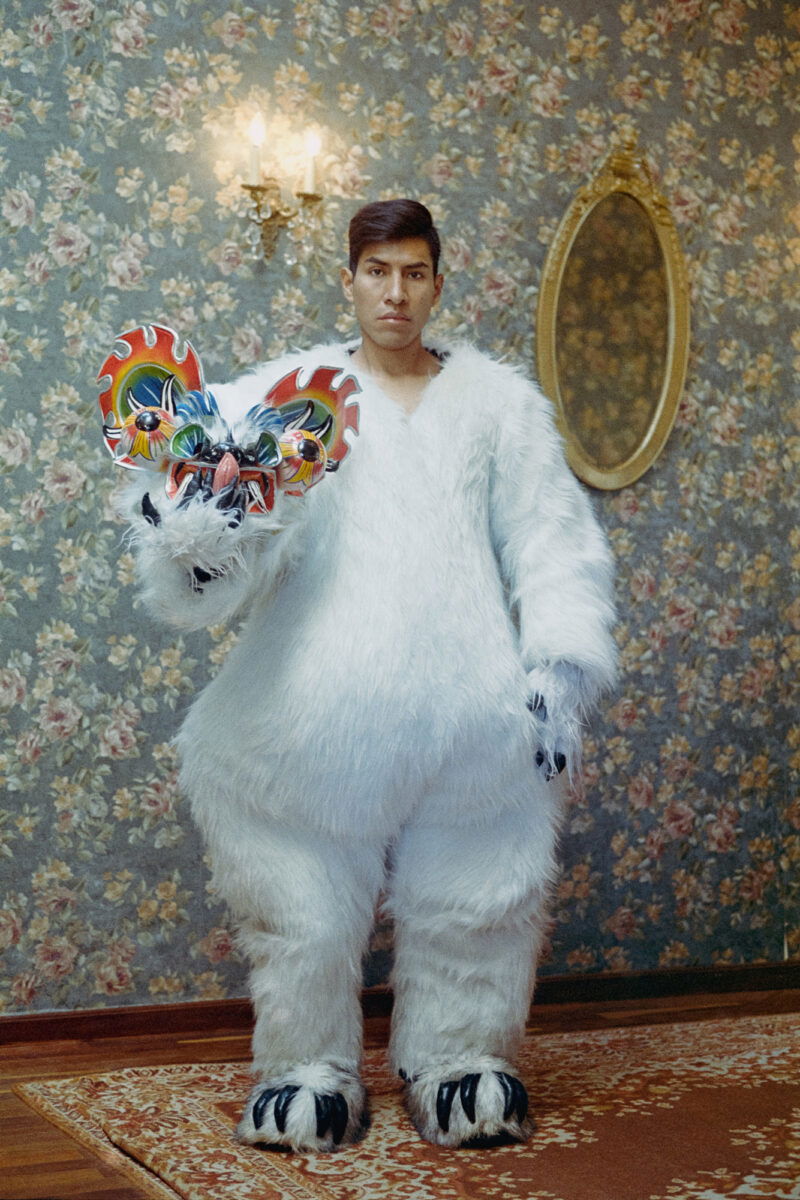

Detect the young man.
xmin=128 ymin=199 xmax=616 ymax=1151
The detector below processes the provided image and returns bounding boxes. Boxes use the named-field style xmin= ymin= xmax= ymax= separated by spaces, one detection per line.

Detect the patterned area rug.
xmin=16 ymin=1013 xmax=800 ymax=1200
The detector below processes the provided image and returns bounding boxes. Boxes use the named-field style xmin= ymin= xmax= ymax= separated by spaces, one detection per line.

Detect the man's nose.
xmin=385 ymin=272 xmax=407 ymax=303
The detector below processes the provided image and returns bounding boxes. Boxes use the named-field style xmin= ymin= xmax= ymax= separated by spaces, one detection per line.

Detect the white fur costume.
xmin=123 ymin=340 xmax=616 ymax=1151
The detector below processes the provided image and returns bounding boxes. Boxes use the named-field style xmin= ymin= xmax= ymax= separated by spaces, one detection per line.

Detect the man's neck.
xmin=351 ymin=337 xmax=443 ymax=416
xmin=350 ymin=337 xmax=438 ymax=381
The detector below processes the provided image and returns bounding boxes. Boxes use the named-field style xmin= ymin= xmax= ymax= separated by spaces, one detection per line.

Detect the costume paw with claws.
xmin=237 ymin=1063 xmax=368 ymax=1153
xmin=401 ymin=1059 xmax=534 ymax=1148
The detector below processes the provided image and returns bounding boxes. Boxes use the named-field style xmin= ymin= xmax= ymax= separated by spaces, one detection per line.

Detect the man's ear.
xmin=340 ymin=266 xmax=354 ymax=301
xmin=433 ymin=273 xmax=444 ymax=305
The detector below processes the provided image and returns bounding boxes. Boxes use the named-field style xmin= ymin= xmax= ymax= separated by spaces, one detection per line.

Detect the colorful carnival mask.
xmin=97 ymin=324 xmax=360 ymax=515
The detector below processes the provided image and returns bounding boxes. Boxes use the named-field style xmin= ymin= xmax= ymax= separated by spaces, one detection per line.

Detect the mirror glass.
xmin=556 ymin=193 xmax=668 ymax=471
xmin=536 ymin=143 xmax=690 ymax=490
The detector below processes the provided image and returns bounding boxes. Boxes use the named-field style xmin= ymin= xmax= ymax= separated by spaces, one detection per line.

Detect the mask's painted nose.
xmin=212 ymin=450 xmax=240 ymax=493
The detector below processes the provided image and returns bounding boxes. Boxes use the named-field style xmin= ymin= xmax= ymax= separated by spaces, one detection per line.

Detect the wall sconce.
xmin=242 ymin=115 xmax=323 ymax=260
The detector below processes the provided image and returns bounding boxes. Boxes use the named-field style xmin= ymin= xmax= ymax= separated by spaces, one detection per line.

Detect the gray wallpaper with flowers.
xmin=1 ymin=0 xmax=797 ymax=1015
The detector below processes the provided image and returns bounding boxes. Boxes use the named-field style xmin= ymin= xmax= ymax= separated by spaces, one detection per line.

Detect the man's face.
xmin=340 ymin=237 xmax=443 ymax=353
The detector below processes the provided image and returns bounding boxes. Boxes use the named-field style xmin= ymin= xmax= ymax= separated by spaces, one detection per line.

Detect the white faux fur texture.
xmin=118 ymin=475 xmax=306 ymax=632
xmin=121 ymin=339 xmax=618 ymax=1152
xmin=237 ymin=1062 xmax=367 ymax=1152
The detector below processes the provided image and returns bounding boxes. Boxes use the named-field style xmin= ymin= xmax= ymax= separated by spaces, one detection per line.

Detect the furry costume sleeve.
xmin=117 ymin=475 xmax=307 ymax=633
xmin=486 ymin=355 xmax=617 ymax=773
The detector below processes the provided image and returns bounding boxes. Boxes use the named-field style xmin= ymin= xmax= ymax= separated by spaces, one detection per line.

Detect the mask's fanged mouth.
xmin=166 ymin=460 xmax=276 ymax=514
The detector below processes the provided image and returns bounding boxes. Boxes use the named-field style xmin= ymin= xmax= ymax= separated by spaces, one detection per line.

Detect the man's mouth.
xmin=379 ymin=314 xmax=410 ymax=322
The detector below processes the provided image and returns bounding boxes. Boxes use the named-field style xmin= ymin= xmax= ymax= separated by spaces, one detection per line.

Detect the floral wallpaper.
xmin=0 ymin=0 xmax=797 ymax=1015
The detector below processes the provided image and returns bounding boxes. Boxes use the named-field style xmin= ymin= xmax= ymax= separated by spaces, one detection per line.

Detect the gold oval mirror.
xmin=536 ymin=140 xmax=690 ymax=490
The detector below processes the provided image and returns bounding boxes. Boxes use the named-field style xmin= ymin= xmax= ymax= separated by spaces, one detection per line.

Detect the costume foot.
xmin=401 ymin=1058 xmax=533 ymax=1148
xmin=237 ymin=1062 xmax=367 ymax=1152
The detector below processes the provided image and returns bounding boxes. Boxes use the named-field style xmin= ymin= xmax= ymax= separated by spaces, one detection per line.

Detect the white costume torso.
xmin=152 ymin=341 xmax=616 ymax=841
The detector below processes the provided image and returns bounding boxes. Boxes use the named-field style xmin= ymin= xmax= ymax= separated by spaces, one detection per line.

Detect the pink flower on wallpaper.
xmin=98 ymin=702 xmax=141 ymax=759
xmin=41 ymin=462 xmax=87 ymax=504
xmin=663 ymin=798 xmax=696 ymax=838
xmin=19 ymin=491 xmax=48 ymax=524
xmin=139 ymin=775 xmax=178 ymax=820
xmin=23 ymin=252 xmax=51 ymax=286
xmin=46 ymin=223 xmax=91 ymax=267
xmin=50 ymin=0 xmax=95 ymax=31
xmin=671 ymin=0 xmax=703 ymax=21
xmin=212 ymin=240 xmax=245 ymax=276
xmin=28 ymin=15 xmax=55 ymax=46
xmin=711 ymin=0 xmax=747 ymax=43
xmin=605 ymin=905 xmax=639 ymax=940
xmin=209 ymin=11 xmax=252 ymax=48
xmin=630 ymin=567 xmax=657 ymax=601
xmin=93 ymin=939 xmax=136 ymax=995
xmin=614 ymin=74 xmax=649 ymax=109
xmin=710 ymin=399 xmax=744 ymax=444
xmin=231 ymin=325 xmax=264 ymax=365
xmin=706 ymin=602 xmax=742 ymax=649
xmin=0 ymin=668 xmax=27 ymax=709
xmin=482 ymin=53 xmax=521 ymax=97
xmin=530 ymin=67 xmax=568 ymax=118
xmin=611 ymin=697 xmax=640 ymax=730
xmin=706 ymin=803 xmax=739 ymax=853
xmin=0 ymin=425 xmax=31 ymax=466
xmin=481 ymin=267 xmax=518 ymax=307
xmin=426 ymin=153 xmax=456 ymax=188
xmin=0 ymin=908 xmax=23 ymax=951
xmin=665 ymin=595 xmax=698 ymax=632
xmin=1 ymin=187 xmax=35 ymax=229
xmin=106 ymin=233 xmax=148 ymax=289
xmin=444 ymin=236 xmax=473 ymax=272
xmin=33 ymin=934 xmax=79 ymax=980
xmin=444 ymin=18 xmax=474 ymax=57
xmin=198 ymin=926 xmax=235 ymax=963
xmin=11 ymin=973 xmax=38 ymax=1006
xmin=628 ymin=774 xmax=656 ymax=811
xmin=110 ymin=5 xmax=150 ymax=57
xmin=93 ymin=957 xmax=134 ymax=995
xmin=644 ymin=827 xmax=668 ymax=860
xmin=38 ymin=695 xmax=83 ymax=740
xmin=369 ymin=4 xmax=402 ymax=40
xmin=711 ymin=196 xmax=746 ymax=244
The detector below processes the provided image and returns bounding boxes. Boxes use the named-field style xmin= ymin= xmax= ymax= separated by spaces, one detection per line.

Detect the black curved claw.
xmin=495 ymin=1072 xmax=528 ymax=1124
xmin=436 ymin=1079 xmax=459 ymax=1133
xmin=193 ymin=566 xmax=213 ymax=586
xmin=252 ymin=1086 xmax=281 ymax=1131
xmin=273 ymin=1084 xmax=300 ymax=1133
xmin=315 ymin=1091 xmax=348 ymax=1144
xmin=552 ymin=752 xmax=567 ymax=776
xmin=527 ymin=693 xmax=547 ymax=720
xmin=459 ymin=1073 xmax=480 ymax=1124
xmin=141 ymin=492 xmax=161 ymax=527
xmin=215 ymin=480 xmax=246 ymax=528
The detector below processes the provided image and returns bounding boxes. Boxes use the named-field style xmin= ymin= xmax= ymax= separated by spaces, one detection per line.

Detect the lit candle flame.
xmin=249 ymin=113 xmax=267 ymax=147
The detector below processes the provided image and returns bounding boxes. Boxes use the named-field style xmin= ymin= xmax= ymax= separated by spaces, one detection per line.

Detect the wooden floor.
xmin=3 ymin=988 xmax=799 ymax=1200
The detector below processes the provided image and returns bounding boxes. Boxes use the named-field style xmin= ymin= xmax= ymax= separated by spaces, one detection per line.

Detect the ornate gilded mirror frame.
xmin=536 ymin=139 xmax=690 ymax=490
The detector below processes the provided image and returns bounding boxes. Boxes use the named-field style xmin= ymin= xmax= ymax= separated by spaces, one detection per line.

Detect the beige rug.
xmin=16 ymin=1013 xmax=800 ymax=1200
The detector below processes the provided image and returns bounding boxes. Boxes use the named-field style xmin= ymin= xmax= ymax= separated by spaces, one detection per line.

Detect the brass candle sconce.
xmin=242 ymin=116 xmax=323 ymax=261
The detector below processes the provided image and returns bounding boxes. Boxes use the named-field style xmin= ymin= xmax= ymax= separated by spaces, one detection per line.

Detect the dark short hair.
xmin=348 ymin=199 xmax=441 ymax=274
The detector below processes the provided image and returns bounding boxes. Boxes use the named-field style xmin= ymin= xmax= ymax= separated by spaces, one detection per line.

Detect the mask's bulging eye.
xmin=134 ymin=410 xmax=163 ymax=432
xmin=170 ymin=423 xmax=209 ymax=460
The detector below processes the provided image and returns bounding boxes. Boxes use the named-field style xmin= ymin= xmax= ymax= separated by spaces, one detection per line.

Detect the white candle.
xmin=248 ymin=114 xmax=266 ymax=185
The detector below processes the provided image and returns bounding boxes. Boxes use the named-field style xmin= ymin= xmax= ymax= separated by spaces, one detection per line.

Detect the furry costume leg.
xmin=386 ymin=759 xmax=560 ymax=1148
xmin=193 ymin=800 xmax=385 ymax=1152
